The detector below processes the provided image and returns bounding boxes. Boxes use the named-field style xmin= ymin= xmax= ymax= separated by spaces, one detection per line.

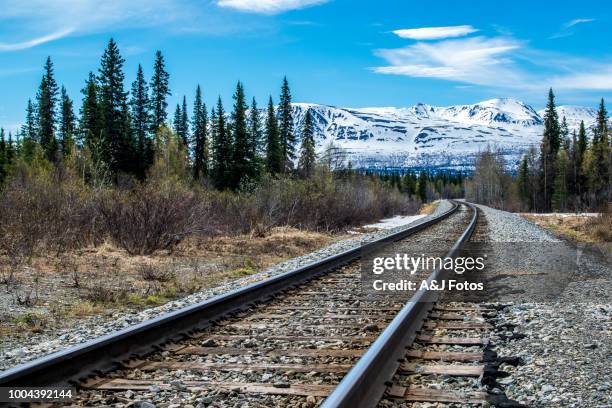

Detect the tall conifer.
xmin=298 ymin=108 xmax=316 ymax=179
xmin=150 ymin=50 xmax=170 ymax=132
xmin=278 ymin=77 xmax=295 ymax=172
xmin=265 ymin=96 xmax=282 ymax=174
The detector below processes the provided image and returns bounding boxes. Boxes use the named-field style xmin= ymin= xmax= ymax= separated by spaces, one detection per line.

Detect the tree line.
xmin=0 ymin=38 xmax=318 ymax=189
xmin=518 ymin=89 xmax=610 ymax=211
xmin=467 ymin=89 xmax=610 ymax=212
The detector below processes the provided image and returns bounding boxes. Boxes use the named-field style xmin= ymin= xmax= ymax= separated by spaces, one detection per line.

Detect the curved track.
xmin=0 ymin=201 xmax=479 ymax=408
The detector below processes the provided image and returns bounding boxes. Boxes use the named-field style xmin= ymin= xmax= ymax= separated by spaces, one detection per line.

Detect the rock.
xmin=362 ymin=324 xmax=378 ymax=332
xmin=126 ymin=390 xmax=135 ymax=399
xmin=541 ymin=384 xmax=555 ymax=393
xmin=201 ymin=339 xmax=217 ymax=347
xmin=134 ymin=402 xmax=156 ymax=408
xmin=583 ymin=343 xmax=598 ymax=349
xmin=148 ymin=385 xmax=161 ymax=393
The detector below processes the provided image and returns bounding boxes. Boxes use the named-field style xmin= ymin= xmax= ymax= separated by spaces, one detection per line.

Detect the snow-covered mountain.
xmin=289 ymin=98 xmax=604 ymax=171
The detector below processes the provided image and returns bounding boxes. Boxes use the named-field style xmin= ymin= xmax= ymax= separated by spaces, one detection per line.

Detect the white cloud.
xmin=373 ymin=33 xmax=612 ymax=92
xmin=217 ymin=0 xmax=329 ymax=14
xmin=0 ymin=29 xmax=73 ymax=51
xmin=0 ymin=0 xmax=194 ymax=52
xmin=374 ymin=36 xmax=526 ymax=88
xmin=392 ymin=25 xmax=477 ymax=40
xmin=564 ymin=18 xmax=594 ymax=28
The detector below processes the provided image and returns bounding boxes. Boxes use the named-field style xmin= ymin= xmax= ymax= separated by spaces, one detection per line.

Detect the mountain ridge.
xmin=288 ymin=98 xmax=606 ymax=170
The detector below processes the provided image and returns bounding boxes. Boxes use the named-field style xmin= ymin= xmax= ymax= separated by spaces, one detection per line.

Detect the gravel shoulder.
xmin=0 ymin=201 xmax=451 ymax=372
xmin=474 ymin=202 xmax=611 ymax=408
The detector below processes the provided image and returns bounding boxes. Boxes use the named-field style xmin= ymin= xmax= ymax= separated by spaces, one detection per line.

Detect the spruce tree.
xmin=192 ymin=85 xmax=208 ymax=180
xmin=518 ymin=155 xmax=530 ymax=209
xmin=37 ymin=56 xmax=59 ymax=161
xmin=229 ymin=82 xmax=254 ymax=188
xmin=98 ymin=38 xmax=133 ymax=176
xmin=298 ymin=108 xmax=316 ymax=179
xmin=560 ymin=116 xmax=570 ymax=150
xmin=59 ymin=86 xmax=76 ymax=158
xmin=211 ymin=97 xmax=232 ymax=190
xmin=278 ymin=77 xmax=295 ymax=172
xmin=590 ymin=99 xmax=610 ymax=205
xmin=173 ymin=103 xmax=182 ymax=140
xmin=552 ymin=149 xmax=569 ymax=211
xmin=0 ymin=128 xmax=6 ymax=183
xmin=22 ymin=99 xmax=38 ymax=141
xmin=180 ymin=96 xmax=189 ymax=146
xmin=150 ymin=50 xmax=171 ymax=133
xmin=249 ymin=97 xmax=262 ymax=157
xmin=80 ymin=72 xmax=102 ymax=153
xmin=265 ymin=96 xmax=282 ymax=174
xmin=417 ymin=171 xmax=428 ymax=202
xmin=129 ymin=64 xmax=152 ymax=179
xmin=576 ymin=120 xmax=588 ymax=200
xmin=540 ymin=88 xmax=560 ymax=211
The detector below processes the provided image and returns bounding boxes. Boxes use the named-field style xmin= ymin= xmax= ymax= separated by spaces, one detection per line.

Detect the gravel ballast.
xmin=0 ymin=201 xmax=452 ymax=372
xmin=475 ymin=203 xmax=611 ymax=408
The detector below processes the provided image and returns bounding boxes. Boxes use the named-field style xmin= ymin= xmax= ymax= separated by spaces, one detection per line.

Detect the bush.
xmin=0 ymin=166 xmax=101 ymax=259
xmin=100 ymin=180 xmax=200 ymax=255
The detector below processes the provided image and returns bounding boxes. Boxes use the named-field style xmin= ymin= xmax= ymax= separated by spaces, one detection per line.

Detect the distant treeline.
xmin=466 ymin=89 xmax=610 ymax=212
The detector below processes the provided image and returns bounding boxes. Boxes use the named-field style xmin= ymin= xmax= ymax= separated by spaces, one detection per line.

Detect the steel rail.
xmin=320 ymin=200 xmax=479 ymax=408
xmin=0 ymin=201 xmax=459 ymax=388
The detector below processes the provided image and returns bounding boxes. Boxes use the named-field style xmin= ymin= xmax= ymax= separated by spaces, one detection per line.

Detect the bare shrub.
xmin=138 ymin=263 xmax=176 ymax=283
xmin=0 ymin=167 xmax=103 ymax=260
xmin=100 ymin=180 xmax=200 ymax=255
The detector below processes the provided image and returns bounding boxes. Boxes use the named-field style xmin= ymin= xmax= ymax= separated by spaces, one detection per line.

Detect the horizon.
xmin=1 ymin=0 xmax=612 ymax=133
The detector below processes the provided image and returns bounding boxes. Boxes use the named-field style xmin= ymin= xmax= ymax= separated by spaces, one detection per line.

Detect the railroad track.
xmin=0 ymin=200 xmax=515 ymax=408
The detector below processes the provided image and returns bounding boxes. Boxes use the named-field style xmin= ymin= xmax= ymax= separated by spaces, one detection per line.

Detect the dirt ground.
xmin=0 ymin=227 xmax=342 ymax=343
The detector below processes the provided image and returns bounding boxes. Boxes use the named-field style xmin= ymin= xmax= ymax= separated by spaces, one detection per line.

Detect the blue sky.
xmin=1 ymin=0 xmax=611 ymax=133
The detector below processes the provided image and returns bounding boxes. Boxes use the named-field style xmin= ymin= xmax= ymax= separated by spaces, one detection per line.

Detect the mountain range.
xmin=289 ymin=98 xmax=606 ymax=171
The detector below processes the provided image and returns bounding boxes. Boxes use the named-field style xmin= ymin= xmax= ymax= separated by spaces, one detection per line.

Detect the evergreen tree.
xmin=560 ymin=116 xmax=570 ymax=150
xmin=576 ymin=120 xmax=588 ymax=200
xmin=80 ymin=72 xmax=102 ymax=153
xmin=59 ymin=86 xmax=76 ymax=158
xmin=22 ymin=99 xmax=38 ymax=141
xmin=211 ymin=97 xmax=232 ymax=189
xmin=265 ymin=96 xmax=282 ymax=174
xmin=192 ymin=85 xmax=208 ymax=180
xmin=130 ymin=64 xmax=152 ymax=179
xmin=518 ymin=155 xmax=530 ymax=209
xmin=229 ymin=82 xmax=254 ymax=188
xmin=173 ymin=103 xmax=182 ymax=139
xmin=0 ymin=128 xmax=6 ymax=183
xmin=417 ymin=171 xmax=427 ymax=202
xmin=37 ymin=56 xmax=59 ymax=161
xmin=297 ymin=108 xmax=316 ymax=179
xmin=98 ymin=38 xmax=133 ymax=176
xmin=249 ymin=97 xmax=262 ymax=157
xmin=540 ymin=88 xmax=560 ymax=211
xmin=278 ymin=77 xmax=295 ymax=172
xmin=150 ymin=50 xmax=170 ymax=133
xmin=589 ymin=99 xmax=610 ymax=205
xmin=552 ymin=149 xmax=569 ymax=211
xmin=180 ymin=96 xmax=189 ymax=146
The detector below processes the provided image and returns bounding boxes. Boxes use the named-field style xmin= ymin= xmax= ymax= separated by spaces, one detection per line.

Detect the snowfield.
xmin=288 ymin=98 xmax=609 ymax=171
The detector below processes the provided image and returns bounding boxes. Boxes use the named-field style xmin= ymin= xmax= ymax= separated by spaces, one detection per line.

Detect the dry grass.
xmin=418 ymin=201 xmax=439 ymax=215
xmin=0 ymin=227 xmax=335 ymax=340
xmin=521 ymin=213 xmax=611 ymax=243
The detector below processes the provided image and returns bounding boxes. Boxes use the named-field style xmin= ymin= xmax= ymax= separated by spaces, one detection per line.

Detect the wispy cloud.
xmin=564 ymin=18 xmax=594 ymax=28
xmin=392 ymin=25 xmax=478 ymax=40
xmin=217 ymin=0 xmax=329 ymax=14
xmin=373 ymin=31 xmax=612 ymax=92
xmin=0 ymin=0 xmax=190 ymax=51
xmin=0 ymin=29 xmax=73 ymax=51
xmin=374 ymin=36 xmax=525 ymax=88
xmin=551 ymin=18 xmax=595 ymax=39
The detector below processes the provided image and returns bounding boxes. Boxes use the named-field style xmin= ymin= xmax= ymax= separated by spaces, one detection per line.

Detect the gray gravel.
xmin=476 ymin=202 xmax=611 ymax=407
xmin=0 ymin=201 xmax=452 ymax=372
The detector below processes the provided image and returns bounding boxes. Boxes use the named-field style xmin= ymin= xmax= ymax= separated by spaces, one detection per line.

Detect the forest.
xmin=466 ymin=89 xmax=610 ymax=213
xmin=0 ymin=38 xmax=469 ymax=265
